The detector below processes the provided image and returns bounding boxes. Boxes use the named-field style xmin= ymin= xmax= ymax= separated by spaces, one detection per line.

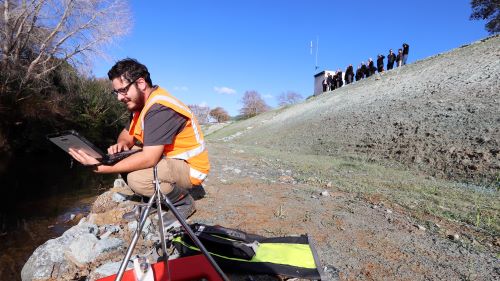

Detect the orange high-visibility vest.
xmin=129 ymin=87 xmax=209 ymax=185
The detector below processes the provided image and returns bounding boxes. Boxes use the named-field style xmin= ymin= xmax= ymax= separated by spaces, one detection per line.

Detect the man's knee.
xmin=127 ymin=171 xmax=154 ymax=197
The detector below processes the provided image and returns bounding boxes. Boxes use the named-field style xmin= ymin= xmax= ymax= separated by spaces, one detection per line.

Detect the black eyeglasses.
xmin=111 ymin=77 xmax=139 ymax=96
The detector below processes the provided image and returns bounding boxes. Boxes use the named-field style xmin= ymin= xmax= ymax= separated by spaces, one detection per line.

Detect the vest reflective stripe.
xmin=167 ymin=141 xmax=206 ymax=160
xmin=190 ymin=167 xmax=207 ymax=181
xmin=142 ymin=95 xmax=203 ymax=145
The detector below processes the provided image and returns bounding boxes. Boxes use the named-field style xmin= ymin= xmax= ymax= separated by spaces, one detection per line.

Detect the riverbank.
xmin=0 ymin=191 xmax=99 ymax=280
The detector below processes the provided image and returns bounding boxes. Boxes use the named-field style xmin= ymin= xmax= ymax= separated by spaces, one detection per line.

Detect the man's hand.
xmin=108 ymin=141 xmax=130 ymax=154
xmin=68 ymin=148 xmax=101 ymax=166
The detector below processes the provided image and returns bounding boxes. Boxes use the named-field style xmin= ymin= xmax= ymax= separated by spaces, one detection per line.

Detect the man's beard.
xmin=125 ymin=92 xmax=145 ymax=112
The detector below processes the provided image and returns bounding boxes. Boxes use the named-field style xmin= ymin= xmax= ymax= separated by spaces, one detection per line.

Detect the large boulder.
xmin=21 ymin=222 xmax=123 ymax=281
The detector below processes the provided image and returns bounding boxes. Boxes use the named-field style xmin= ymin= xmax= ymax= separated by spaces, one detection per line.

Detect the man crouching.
xmin=69 ymin=58 xmax=209 ymax=223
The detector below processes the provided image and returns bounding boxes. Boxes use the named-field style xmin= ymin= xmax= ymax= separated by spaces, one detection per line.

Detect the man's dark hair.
xmin=108 ymin=58 xmax=153 ymax=87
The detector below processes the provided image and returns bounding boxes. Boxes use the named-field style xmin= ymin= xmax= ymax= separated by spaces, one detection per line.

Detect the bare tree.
xmin=470 ymin=0 xmax=500 ymax=34
xmin=277 ymin=91 xmax=303 ymax=107
xmin=188 ymin=104 xmax=210 ymax=124
xmin=209 ymin=106 xmax=230 ymax=123
xmin=0 ymin=0 xmax=131 ymax=94
xmin=239 ymin=90 xmax=269 ymax=118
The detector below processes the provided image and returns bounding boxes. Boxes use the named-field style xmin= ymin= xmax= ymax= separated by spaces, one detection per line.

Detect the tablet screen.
xmin=47 ymin=130 xmax=104 ymax=159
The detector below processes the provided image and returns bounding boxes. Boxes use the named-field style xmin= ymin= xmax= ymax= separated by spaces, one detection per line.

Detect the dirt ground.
xmin=191 ymin=143 xmax=499 ymax=281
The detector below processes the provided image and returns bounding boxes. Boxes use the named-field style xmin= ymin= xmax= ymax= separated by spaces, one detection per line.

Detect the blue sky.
xmin=92 ymin=0 xmax=490 ymax=116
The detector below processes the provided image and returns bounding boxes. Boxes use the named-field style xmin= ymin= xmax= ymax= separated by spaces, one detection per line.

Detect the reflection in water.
xmin=0 ymin=151 xmax=114 ymax=280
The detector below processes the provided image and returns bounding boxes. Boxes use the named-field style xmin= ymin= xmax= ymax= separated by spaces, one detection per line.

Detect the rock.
xmin=68 ymin=234 xmax=123 ymax=264
xmin=94 ymin=261 xmax=124 ymax=277
xmin=21 ymin=223 xmax=99 ymax=281
xmin=386 ymin=209 xmax=393 ymax=214
xmin=128 ymin=218 xmax=152 ymax=234
xmin=91 ymin=261 xmax=133 ymax=279
xmin=326 ymin=181 xmax=333 ymax=188
xmin=113 ymin=178 xmax=127 ymax=188
xmin=112 ymin=192 xmax=127 ymax=203
xmin=448 ymin=233 xmax=460 ymax=241
xmin=99 ymin=231 xmax=112 ymax=239
xmin=104 ymin=224 xmax=121 ymax=234
xmin=92 ymin=190 xmax=119 ymax=213
xmin=416 ymin=224 xmax=426 ymax=231
xmin=320 ymin=191 xmax=330 ymax=197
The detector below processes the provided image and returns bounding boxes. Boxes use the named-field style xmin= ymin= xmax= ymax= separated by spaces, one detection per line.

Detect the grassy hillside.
xmin=206 ymin=35 xmax=499 ymax=235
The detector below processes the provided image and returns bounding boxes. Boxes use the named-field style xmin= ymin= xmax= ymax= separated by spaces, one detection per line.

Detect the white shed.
xmin=313 ymin=70 xmax=334 ymax=96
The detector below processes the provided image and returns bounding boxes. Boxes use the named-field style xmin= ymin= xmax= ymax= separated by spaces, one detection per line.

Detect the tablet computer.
xmin=47 ymin=130 xmax=141 ymax=165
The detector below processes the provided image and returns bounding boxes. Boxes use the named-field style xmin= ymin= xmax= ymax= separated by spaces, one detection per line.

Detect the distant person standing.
xmin=322 ymin=75 xmax=327 ymax=92
xmin=355 ymin=65 xmax=363 ymax=81
xmin=331 ymin=72 xmax=338 ymax=90
xmin=327 ymin=73 xmax=334 ymax=91
xmin=377 ymin=54 xmax=385 ymax=73
xmin=366 ymin=58 xmax=375 ymax=77
xmin=402 ymin=43 xmax=409 ymax=65
xmin=369 ymin=58 xmax=376 ymax=76
xmin=396 ymin=49 xmax=403 ymax=67
xmin=345 ymin=64 xmax=354 ymax=85
xmin=360 ymin=62 xmax=367 ymax=79
xmin=336 ymin=68 xmax=343 ymax=88
xmin=387 ymin=49 xmax=396 ymax=70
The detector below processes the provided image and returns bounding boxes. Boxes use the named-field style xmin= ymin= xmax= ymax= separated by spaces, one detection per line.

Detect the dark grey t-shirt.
xmin=128 ymin=104 xmax=187 ymax=146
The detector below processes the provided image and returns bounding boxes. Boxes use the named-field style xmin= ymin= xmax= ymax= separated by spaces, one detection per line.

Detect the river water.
xmin=0 ymin=152 xmax=114 ymax=280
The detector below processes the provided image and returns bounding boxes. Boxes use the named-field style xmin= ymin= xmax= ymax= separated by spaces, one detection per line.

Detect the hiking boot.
xmin=161 ymin=194 xmax=196 ymax=227
xmin=116 ymin=192 xmax=146 ymax=203
xmin=189 ymin=185 xmax=206 ymax=200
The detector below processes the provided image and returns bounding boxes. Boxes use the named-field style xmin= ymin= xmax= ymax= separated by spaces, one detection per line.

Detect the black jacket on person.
xmin=387 ymin=53 xmax=396 ymax=63
xmin=377 ymin=55 xmax=385 ymax=72
xmin=337 ymin=71 xmax=343 ymax=87
xmin=403 ymin=43 xmax=409 ymax=55
xmin=367 ymin=61 xmax=375 ymax=76
xmin=327 ymin=75 xmax=334 ymax=87
xmin=396 ymin=53 xmax=403 ymax=63
xmin=355 ymin=68 xmax=363 ymax=81
xmin=346 ymin=65 xmax=353 ymax=76
xmin=345 ymin=66 xmax=354 ymax=84
xmin=361 ymin=64 xmax=367 ymax=78
xmin=387 ymin=53 xmax=396 ymax=69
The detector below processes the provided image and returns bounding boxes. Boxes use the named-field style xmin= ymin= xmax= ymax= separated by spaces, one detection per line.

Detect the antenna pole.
xmin=315 ymin=36 xmax=319 ymax=70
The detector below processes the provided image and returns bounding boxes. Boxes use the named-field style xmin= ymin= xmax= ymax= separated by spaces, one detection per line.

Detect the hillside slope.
xmin=209 ymin=35 xmax=500 ymax=184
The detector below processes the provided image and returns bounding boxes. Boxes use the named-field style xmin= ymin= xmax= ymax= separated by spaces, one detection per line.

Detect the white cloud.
xmin=263 ymin=94 xmax=273 ymax=99
xmin=173 ymin=86 xmax=189 ymax=91
xmin=214 ymin=86 xmax=236 ymax=95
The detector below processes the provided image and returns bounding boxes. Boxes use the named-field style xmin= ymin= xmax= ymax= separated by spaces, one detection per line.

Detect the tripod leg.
xmin=115 ymin=193 xmax=157 ymax=281
xmin=153 ymin=166 xmax=169 ymax=262
xmin=160 ymin=183 xmax=230 ymax=281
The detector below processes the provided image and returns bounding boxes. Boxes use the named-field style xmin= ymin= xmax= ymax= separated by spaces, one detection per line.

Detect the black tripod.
xmin=115 ymin=165 xmax=230 ymax=281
